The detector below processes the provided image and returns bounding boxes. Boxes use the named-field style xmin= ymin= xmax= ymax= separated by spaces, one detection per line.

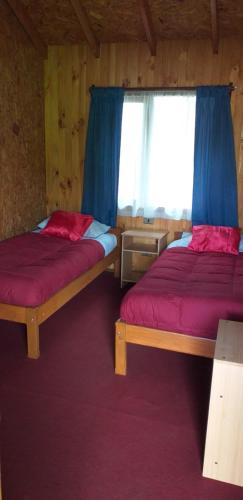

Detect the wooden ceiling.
xmin=5 ymin=0 xmax=243 ymax=58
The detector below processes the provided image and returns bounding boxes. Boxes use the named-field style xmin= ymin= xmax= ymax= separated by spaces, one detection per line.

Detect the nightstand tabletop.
xmin=122 ymin=229 xmax=168 ymax=239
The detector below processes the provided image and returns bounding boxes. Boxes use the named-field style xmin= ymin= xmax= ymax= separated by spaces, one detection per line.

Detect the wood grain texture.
xmin=121 ymin=230 xmax=168 ymax=285
xmin=17 ymin=1 xmax=243 ymax=44
xmin=138 ymin=0 xmax=156 ymax=56
xmin=45 ymin=45 xmax=86 ymax=212
xmin=26 ymin=308 xmax=40 ymax=359
xmin=203 ymin=361 xmax=243 ymax=486
xmin=210 ymin=0 xmax=219 ymax=54
xmin=70 ymin=0 xmax=100 ymax=58
xmin=115 ymin=320 xmax=215 ymax=375
xmin=21 ymin=0 xmax=144 ymax=45
xmin=203 ymin=320 xmax=243 ymax=487
xmin=214 ymin=319 xmax=243 ymax=364
xmin=115 ymin=320 xmax=127 ymax=375
xmin=45 ymin=39 xmax=243 ymax=238
xmin=5 ymin=0 xmax=47 ymax=58
xmin=0 ymin=1 xmax=46 ymax=240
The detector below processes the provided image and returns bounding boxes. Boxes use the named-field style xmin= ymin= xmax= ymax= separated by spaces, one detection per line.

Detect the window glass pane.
xmin=118 ymin=92 xmax=196 ymax=220
xmin=118 ymin=102 xmax=144 ymax=211
xmin=147 ymin=95 xmax=195 ymax=213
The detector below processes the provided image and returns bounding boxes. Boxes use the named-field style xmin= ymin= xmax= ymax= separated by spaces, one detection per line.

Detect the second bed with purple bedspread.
xmin=120 ymin=247 xmax=243 ymax=339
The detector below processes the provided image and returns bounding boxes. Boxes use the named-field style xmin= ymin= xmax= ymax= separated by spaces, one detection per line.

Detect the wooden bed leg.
xmin=115 ymin=321 xmax=127 ymax=375
xmin=26 ymin=310 xmax=40 ymax=359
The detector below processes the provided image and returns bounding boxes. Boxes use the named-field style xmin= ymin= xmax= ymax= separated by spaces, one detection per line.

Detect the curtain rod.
xmin=123 ymin=83 xmax=236 ymax=92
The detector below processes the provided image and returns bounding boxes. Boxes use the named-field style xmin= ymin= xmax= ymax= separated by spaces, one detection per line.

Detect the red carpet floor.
xmin=0 ymin=272 xmax=242 ymax=500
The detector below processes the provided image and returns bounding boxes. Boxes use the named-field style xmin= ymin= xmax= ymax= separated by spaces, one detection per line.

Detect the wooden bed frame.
xmin=115 ymin=230 xmax=215 ymax=375
xmin=115 ymin=320 xmax=215 ymax=375
xmin=0 ymin=228 xmax=121 ymax=359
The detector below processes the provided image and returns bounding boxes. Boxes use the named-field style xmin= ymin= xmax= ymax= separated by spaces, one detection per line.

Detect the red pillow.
xmin=41 ymin=211 xmax=94 ymax=241
xmin=188 ymin=225 xmax=240 ymax=255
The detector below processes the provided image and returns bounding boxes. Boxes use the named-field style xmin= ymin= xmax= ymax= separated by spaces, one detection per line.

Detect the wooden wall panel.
xmin=45 ymin=45 xmax=87 ymax=211
xmin=0 ymin=1 xmax=45 ymax=240
xmin=45 ymin=39 xmax=243 ymax=236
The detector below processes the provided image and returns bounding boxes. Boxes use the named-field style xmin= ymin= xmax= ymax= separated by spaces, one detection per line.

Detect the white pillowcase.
xmin=37 ymin=217 xmax=50 ymax=229
xmin=167 ymin=234 xmax=192 ymax=249
xmin=83 ymin=220 xmax=110 ymax=238
xmin=239 ymin=235 xmax=243 ymax=252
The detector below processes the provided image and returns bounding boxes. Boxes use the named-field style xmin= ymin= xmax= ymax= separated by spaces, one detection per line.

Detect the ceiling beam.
xmin=138 ymin=0 xmax=156 ymax=56
xmin=210 ymin=0 xmax=219 ymax=54
xmin=5 ymin=0 xmax=47 ymax=59
xmin=69 ymin=0 xmax=100 ymax=58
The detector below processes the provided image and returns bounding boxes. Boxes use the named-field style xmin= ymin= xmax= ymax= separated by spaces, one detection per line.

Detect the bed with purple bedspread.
xmin=0 ymin=232 xmax=104 ymax=307
xmin=120 ymin=247 xmax=243 ymax=340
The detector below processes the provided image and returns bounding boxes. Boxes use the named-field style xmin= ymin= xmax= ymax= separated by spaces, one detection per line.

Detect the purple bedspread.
xmin=0 ymin=233 xmax=104 ymax=307
xmin=120 ymin=247 xmax=243 ymax=339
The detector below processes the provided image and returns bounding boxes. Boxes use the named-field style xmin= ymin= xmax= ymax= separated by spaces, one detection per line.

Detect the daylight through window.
xmin=118 ymin=90 xmax=196 ymax=220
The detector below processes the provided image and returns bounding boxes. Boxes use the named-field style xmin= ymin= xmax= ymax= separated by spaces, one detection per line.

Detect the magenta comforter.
xmin=120 ymin=247 xmax=243 ymax=339
xmin=0 ymin=233 xmax=104 ymax=307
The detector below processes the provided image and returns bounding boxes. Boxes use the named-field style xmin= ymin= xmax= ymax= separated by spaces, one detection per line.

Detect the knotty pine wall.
xmin=45 ymin=39 xmax=243 ymax=237
xmin=0 ymin=1 xmax=46 ymax=240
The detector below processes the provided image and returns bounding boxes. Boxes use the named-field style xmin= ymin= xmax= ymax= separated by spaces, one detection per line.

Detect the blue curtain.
xmin=192 ymin=86 xmax=238 ymax=227
xmin=82 ymin=86 xmax=124 ymax=227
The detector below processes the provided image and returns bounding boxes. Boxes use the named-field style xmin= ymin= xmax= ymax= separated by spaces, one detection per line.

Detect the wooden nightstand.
xmin=121 ymin=229 xmax=168 ymax=287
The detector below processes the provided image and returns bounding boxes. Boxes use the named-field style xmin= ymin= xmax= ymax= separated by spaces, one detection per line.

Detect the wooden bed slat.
xmin=0 ymin=303 xmax=27 ymax=323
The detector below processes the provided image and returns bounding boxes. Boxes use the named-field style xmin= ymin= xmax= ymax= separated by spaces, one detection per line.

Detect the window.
xmin=118 ymin=91 xmax=196 ymax=220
